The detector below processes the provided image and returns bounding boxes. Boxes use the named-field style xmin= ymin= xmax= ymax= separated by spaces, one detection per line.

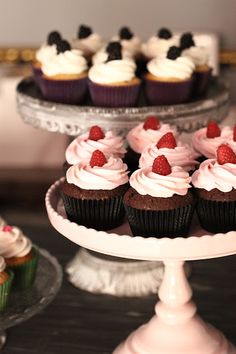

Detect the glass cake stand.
xmin=46 ymin=178 xmax=236 ymax=354
xmin=0 ymin=247 xmax=63 ymax=350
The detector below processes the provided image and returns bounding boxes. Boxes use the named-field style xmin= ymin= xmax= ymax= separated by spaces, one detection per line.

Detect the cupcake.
xmin=126 ymin=116 xmax=178 ymax=172
xmin=192 ymin=121 xmax=233 ymax=162
xmin=0 ymin=225 xmax=38 ymax=290
xmin=41 ymin=39 xmax=88 ymax=104
xmin=180 ymin=32 xmax=212 ymax=97
xmin=112 ymin=26 xmax=141 ymax=58
xmin=144 ymin=46 xmax=195 ymax=105
xmin=61 ymin=150 xmax=129 ymax=230
xmin=92 ymin=41 xmax=132 ymax=65
xmin=0 ymin=256 xmax=13 ymax=312
xmin=192 ymin=144 xmax=236 ymax=233
xmin=88 ymin=44 xmax=141 ymax=107
xmin=64 ymin=125 xmax=126 ymax=172
xmin=139 ymin=132 xmax=199 ymax=173
xmin=124 ymin=155 xmax=194 ymax=238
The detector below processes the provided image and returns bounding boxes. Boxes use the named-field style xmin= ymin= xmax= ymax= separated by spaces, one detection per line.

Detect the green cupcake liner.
xmin=0 ymin=269 xmax=14 ymax=312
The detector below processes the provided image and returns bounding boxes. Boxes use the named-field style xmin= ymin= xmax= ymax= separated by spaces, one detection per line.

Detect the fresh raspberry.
xmin=90 ymin=150 xmax=107 ymax=167
xmin=217 ymin=144 xmax=236 ymax=165
xmin=88 ymin=126 xmax=105 ymax=141
xmin=206 ymin=121 xmax=221 ymax=138
xmin=233 ymin=124 xmax=236 ymax=142
xmin=143 ymin=116 xmax=160 ymax=131
xmin=152 ymin=155 xmax=171 ymax=175
xmin=2 ymin=225 xmax=13 ymax=232
xmin=156 ymin=132 xmax=177 ymax=149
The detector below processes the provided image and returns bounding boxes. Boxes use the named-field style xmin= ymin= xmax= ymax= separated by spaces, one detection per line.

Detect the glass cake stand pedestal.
xmin=46 ymin=179 xmax=236 ymax=354
xmin=16 ymin=76 xmax=229 ymax=296
xmin=0 ymin=247 xmax=63 ymax=350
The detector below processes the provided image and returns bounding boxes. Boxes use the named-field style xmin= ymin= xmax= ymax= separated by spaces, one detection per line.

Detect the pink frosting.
xmin=0 ymin=226 xmax=32 ymax=258
xmin=139 ymin=142 xmax=199 ymax=172
xmin=66 ymin=156 xmax=129 ymax=190
xmin=192 ymin=158 xmax=236 ymax=192
xmin=66 ymin=131 xmax=126 ymax=165
xmin=192 ymin=126 xmax=232 ymax=158
xmin=126 ymin=122 xmax=178 ymax=154
xmin=130 ymin=166 xmax=191 ymax=198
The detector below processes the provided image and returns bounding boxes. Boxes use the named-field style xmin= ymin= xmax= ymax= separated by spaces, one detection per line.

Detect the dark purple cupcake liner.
xmin=31 ymin=64 xmax=43 ymax=89
xmin=144 ymin=76 xmax=193 ymax=105
xmin=88 ymin=79 xmax=141 ymax=107
xmin=196 ymin=198 xmax=236 ymax=233
xmin=41 ymin=76 xmax=88 ymax=104
xmin=193 ymin=69 xmax=212 ymax=98
xmin=125 ymin=204 xmax=194 ymax=238
xmin=61 ymin=193 xmax=126 ymax=231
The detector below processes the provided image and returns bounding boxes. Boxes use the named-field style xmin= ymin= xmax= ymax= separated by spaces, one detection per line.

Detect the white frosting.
xmin=182 ymin=46 xmax=210 ymax=67
xmin=66 ymin=156 xmax=129 ymax=190
xmin=92 ymin=46 xmax=132 ymax=65
xmin=0 ymin=226 xmax=32 ymax=258
xmin=112 ymin=35 xmax=141 ymax=57
xmin=0 ymin=257 xmax=6 ymax=273
xmin=42 ymin=49 xmax=88 ymax=76
xmin=36 ymin=43 xmax=57 ymax=65
xmin=130 ymin=166 xmax=191 ymax=198
xmin=147 ymin=56 xmax=195 ymax=80
xmin=141 ymin=35 xmax=179 ymax=59
xmin=71 ymin=33 xmax=104 ymax=55
xmin=88 ymin=58 xmax=137 ymax=84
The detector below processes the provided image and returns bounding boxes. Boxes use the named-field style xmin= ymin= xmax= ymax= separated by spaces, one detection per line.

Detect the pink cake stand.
xmin=46 ymin=178 xmax=236 ymax=354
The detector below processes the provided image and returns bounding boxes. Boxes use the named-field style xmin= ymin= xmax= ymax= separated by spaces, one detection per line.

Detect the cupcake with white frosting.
xmin=61 ymin=150 xmax=129 ymax=230
xmin=0 ymin=225 xmax=38 ymax=290
xmin=88 ymin=43 xmax=141 ymax=107
xmin=41 ymin=39 xmax=88 ymax=104
xmin=145 ymin=45 xmax=195 ymax=105
xmin=0 ymin=256 xmax=14 ymax=312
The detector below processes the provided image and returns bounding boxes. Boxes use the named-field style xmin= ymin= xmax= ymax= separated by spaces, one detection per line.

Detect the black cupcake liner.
xmin=88 ymin=79 xmax=141 ymax=107
xmin=41 ymin=76 xmax=88 ymax=104
xmin=144 ymin=76 xmax=193 ymax=105
xmin=196 ymin=198 xmax=236 ymax=233
xmin=193 ymin=69 xmax=212 ymax=98
xmin=125 ymin=204 xmax=194 ymax=238
xmin=61 ymin=193 xmax=126 ymax=231
xmin=31 ymin=64 xmax=43 ymax=89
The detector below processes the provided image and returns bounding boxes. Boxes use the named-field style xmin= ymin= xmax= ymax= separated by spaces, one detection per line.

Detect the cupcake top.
xmin=92 ymin=41 xmax=132 ymax=65
xmin=36 ymin=31 xmax=61 ymax=65
xmin=111 ymin=27 xmax=141 ymax=57
xmin=141 ymin=28 xmax=178 ymax=59
xmin=139 ymin=132 xmax=199 ymax=172
xmin=147 ymin=46 xmax=195 ymax=80
xmin=180 ymin=32 xmax=210 ymax=67
xmin=130 ymin=155 xmax=192 ymax=198
xmin=192 ymin=144 xmax=236 ymax=192
xmin=192 ymin=122 xmax=233 ymax=159
xmin=66 ymin=150 xmax=129 ymax=190
xmin=65 ymin=125 xmax=126 ymax=165
xmin=71 ymin=25 xmax=104 ymax=55
xmin=127 ymin=116 xmax=178 ymax=154
xmin=0 ymin=225 xmax=32 ymax=258
xmin=42 ymin=40 xmax=88 ymax=76
xmin=0 ymin=256 xmax=6 ymax=273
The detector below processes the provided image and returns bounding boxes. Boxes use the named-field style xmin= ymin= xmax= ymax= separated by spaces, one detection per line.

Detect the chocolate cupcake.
xmin=61 ymin=150 xmax=129 ymax=230
xmin=0 ymin=256 xmax=13 ymax=312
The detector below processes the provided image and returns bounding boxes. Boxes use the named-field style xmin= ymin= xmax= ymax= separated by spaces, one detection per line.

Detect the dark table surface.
xmin=1 ymin=206 xmax=236 ymax=354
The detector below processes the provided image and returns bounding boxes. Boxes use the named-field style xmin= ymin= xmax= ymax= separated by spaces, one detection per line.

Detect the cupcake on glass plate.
xmin=192 ymin=144 xmax=236 ymax=233
xmin=0 ymin=256 xmax=14 ymax=312
xmin=61 ymin=150 xmax=129 ymax=230
xmin=192 ymin=121 xmax=233 ymax=162
xmin=64 ymin=125 xmax=126 ymax=172
xmin=139 ymin=132 xmax=199 ymax=173
xmin=92 ymin=41 xmax=132 ymax=65
xmin=111 ymin=26 xmax=141 ymax=59
xmin=0 ymin=225 xmax=38 ymax=290
xmin=180 ymin=32 xmax=212 ymax=97
xmin=124 ymin=155 xmax=194 ymax=238
xmin=88 ymin=44 xmax=141 ymax=107
xmin=41 ymin=39 xmax=88 ymax=104
xmin=126 ymin=116 xmax=178 ymax=172
xmin=144 ymin=46 xmax=195 ymax=105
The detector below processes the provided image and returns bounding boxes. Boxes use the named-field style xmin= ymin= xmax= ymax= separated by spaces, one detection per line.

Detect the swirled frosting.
xmin=182 ymin=46 xmax=209 ymax=67
xmin=88 ymin=59 xmax=137 ymax=84
xmin=71 ymin=33 xmax=104 ymax=55
xmin=139 ymin=142 xmax=199 ymax=171
xmin=141 ymin=35 xmax=179 ymax=59
xmin=192 ymin=126 xmax=233 ymax=158
xmin=36 ymin=44 xmax=57 ymax=65
xmin=0 ymin=226 xmax=32 ymax=258
xmin=92 ymin=46 xmax=132 ymax=65
xmin=66 ymin=130 xmax=126 ymax=165
xmin=130 ymin=165 xmax=191 ymax=198
xmin=42 ymin=49 xmax=88 ymax=76
xmin=127 ymin=123 xmax=178 ymax=154
xmin=147 ymin=56 xmax=195 ymax=80
xmin=0 ymin=217 xmax=6 ymax=228
xmin=66 ymin=156 xmax=129 ymax=190
xmin=192 ymin=158 xmax=236 ymax=192
xmin=112 ymin=35 xmax=141 ymax=57
xmin=0 ymin=257 xmax=6 ymax=273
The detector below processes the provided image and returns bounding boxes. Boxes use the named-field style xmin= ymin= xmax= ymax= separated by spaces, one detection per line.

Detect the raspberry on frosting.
xmin=90 ymin=150 xmax=107 ymax=167
xmin=217 ymin=144 xmax=236 ymax=165
xmin=152 ymin=155 xmax=171 ymax=176
xmin=143 ymin=116 xmax=160 ymax=131
xmin=88 ymin=125 xmax=105 ymax=141
xmin=206 ymin=121 xmax=221 ymax=139
xmin=233 ymin=125 xmax=236 ymax=142
xmin=156 ymin=132 xmax=177 ymax=149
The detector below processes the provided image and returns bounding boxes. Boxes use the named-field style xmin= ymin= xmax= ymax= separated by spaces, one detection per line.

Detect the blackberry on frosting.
xmin=180 ymin=32 xmax=195 ymax=50
xmin=158 ymin=28 xmax=172 ymax=39
xmin=119 ymin=26 xmax=134 ymax=40
xmin=167 ymin=46 xmax=182 ymax=60
xmin=78 ymin=25 xmax=92 ymax=39
xmin=47 ymin=31 xmax=61 ymax=45
xmin=56 ymin=39 xmax=71 ymax=54
xmin=106 ymin=44 xmax=122 ymax=62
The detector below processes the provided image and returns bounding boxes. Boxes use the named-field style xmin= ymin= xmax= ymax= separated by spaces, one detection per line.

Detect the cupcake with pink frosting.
xmin=124 ymin=155 xmax=194 ymax=238
xmin=0 ymin=225 xmax=38 ymax=290
xmin=192 ymin=143 xmax=236 ymax=233
xmin=0 ymin=256 xmax=14 ymax=312
xmin=62 ymin=150 xmax=129 ymax=230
